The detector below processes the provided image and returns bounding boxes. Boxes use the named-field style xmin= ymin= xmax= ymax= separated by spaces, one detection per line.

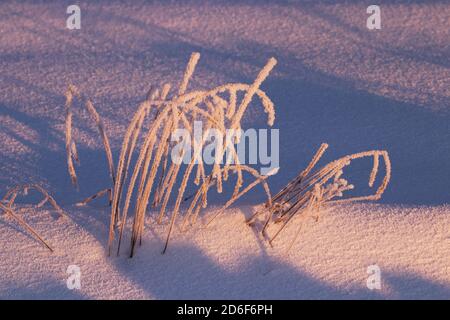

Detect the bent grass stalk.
xmin=250 ymin=144 xmax=391 ymax=248
xmin=109 ymin=53 xmax=277 ymax=256
xmin=64 ymin=85 xmax=115 ymax=190
xmin=1 ymin=184 xmax=67 ymax=252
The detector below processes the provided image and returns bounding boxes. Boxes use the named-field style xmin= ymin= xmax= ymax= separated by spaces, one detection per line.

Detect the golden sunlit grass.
xmin=0 ymin=184 xmax=67 ymax=252
xmin=247 ymin=144 xmax=391 ymax=250
xmin=65 ymin=52 xmax=277 ymax=256
xmin=62 ymin=52 xmax=391 ymax=257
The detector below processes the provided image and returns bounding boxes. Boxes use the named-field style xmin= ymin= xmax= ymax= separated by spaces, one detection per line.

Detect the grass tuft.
xmin=1 ymin=184 xmax=67 ymax=252
xmin=247 ymin=144 xmax=391 ymax=250
xmin=64 ymin=53 xmax=277 ymax=257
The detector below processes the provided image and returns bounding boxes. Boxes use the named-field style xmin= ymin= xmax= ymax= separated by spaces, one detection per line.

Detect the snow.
xmin=1 ymin=204 xmax=449 ymax=299
xmin=0 ymin=1 xmax=449 ymax=299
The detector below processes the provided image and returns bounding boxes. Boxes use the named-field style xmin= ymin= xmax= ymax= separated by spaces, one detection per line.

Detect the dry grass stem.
xmin=90 ymin=52 xmax=277 ymax=256
xmin=248 ymin=144 xmax=391 ymax=248
xmin=1 ymin=184 xmax=67 ymax=252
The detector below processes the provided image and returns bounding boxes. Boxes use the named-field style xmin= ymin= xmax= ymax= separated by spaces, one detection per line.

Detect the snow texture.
xmin=0 ymin=0 xmax=449 ymax=299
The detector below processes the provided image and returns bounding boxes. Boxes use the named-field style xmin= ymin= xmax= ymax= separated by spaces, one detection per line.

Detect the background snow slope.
xmin=0 ymin=0 xmax=449 ymax=299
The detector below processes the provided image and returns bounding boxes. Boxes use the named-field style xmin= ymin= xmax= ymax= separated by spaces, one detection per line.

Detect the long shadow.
xmin=2 ymin=29 xmax=449 ymax=208
xmin=1 ymin=279 xmax=87 ymax=299
xmin=296 ymin=3 xmax=450 ymax=69
xmin=265 ymin=76 xmax=450 ymax=205
xmin=142 ymin=39 xmax=450 ymax=205
xmin=384 ymin=271 xmax=450 ymax=299
xmin=110 ymin=241 xmax=379 ymax=299
xmin=3 ymin=201 xmax=449 ymax=300
xmin=107 ymin=239 xmax=450 ymax=299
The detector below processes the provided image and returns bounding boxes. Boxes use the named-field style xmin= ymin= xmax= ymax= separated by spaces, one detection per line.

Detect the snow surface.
xmin=1 ymin=204 xmax=450 ymax=299
xmin=0 ymin=1 xmax=449 ymax=299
